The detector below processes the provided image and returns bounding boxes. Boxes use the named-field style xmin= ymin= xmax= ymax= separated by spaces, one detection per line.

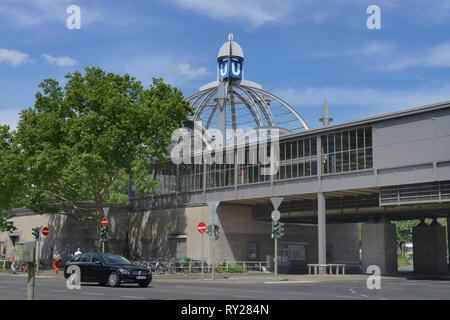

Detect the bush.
xmin=216 ymin=264 xmax=247 ymax=273
xmin=0 ymin=260 xmax=12 ymax=270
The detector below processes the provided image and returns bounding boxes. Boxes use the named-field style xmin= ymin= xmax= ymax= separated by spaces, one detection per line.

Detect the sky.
xmin=0 ymin=0 xmax=449 ymax=129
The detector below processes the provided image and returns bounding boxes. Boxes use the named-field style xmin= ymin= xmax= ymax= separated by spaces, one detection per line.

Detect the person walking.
xmin=53 ymin=251 xmax=61 ymax=273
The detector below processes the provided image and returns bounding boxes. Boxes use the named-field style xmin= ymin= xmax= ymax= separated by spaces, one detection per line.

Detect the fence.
xmin=146 ymin=258 xmax=268 ymax=273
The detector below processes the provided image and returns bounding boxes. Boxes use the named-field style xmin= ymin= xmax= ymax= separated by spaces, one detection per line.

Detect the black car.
xmin=64 ymin=253 xmax=152 ymax=287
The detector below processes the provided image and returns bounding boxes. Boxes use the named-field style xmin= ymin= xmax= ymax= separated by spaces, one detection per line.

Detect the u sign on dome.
xmin=186 ymin=34 xmax=310 ymax=144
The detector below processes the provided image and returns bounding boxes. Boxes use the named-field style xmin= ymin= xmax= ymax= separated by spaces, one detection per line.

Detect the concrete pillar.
xmin=413 ymin=218 xmax=447 ymax=274
xmin=448 ymin=216 xmax=450 ymax=271
xmin=317 ymin=192 xmax=326 ymax=274
xmin=361 ymin=221 xmax=397 ymax=275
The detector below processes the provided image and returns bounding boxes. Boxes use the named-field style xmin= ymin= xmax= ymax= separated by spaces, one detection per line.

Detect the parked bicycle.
xmin=131 ymin=255 xmax=148 ymax=267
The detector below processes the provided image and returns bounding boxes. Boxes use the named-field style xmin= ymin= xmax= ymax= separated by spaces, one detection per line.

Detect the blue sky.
xmin=0 ymin=0 xmax=449 ymax=129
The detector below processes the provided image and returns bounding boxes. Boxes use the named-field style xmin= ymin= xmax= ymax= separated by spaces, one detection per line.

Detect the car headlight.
xmin=118 ymin=268 xmax=130 ymax=275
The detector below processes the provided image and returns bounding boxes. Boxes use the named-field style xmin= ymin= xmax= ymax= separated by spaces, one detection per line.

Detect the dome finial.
xmin=228 ymin=33 xmax=233 ymax=41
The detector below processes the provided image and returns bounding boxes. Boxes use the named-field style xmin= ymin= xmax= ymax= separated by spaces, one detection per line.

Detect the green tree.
xmin=0 ymin=125 xmax=21 ymax=231
xmin=2 ymin=67 xmax=193 ymax=225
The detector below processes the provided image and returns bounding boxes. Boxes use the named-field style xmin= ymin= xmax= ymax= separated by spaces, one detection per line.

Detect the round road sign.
xmin=197 ymin=222 xmax=207 ymax=233
xmin=101 ymin=217 xmax=108 ymax=227
xmin=42 ymin=227 xmax=50 ymax=236
xmin=271 ymin=210 xmax=280 ymax=222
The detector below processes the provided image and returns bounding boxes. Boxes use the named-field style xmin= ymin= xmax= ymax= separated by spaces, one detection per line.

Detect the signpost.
xmin=207 ymin=201 xmax=220 ymax=280
xmin=37 ymin=226 xmax=50 ymax=275
xmin=101 ymin=217 xmax=108 ymax=253
xmin=271 ymin=197 xmax=284 ymax=280
xmin=197 ymin=222 xmax=206 ymax=280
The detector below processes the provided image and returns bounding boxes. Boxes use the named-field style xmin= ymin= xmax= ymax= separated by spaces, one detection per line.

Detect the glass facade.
xmin=321 ymin=127 xmax=373 ymax=174
xmin=237 ymin=145 xmax=271 ymax=185
xmin=179 ymin=162 xmax=203 ymax=192
xmin=136 ymin=126 xmax=374 ymax=196
xmin=275 ymin=136 xmax=318 ymax=180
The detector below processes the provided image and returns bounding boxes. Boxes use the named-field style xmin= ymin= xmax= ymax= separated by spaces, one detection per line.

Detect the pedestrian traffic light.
xmin=32 ymin=227 xmax=41 ymax=240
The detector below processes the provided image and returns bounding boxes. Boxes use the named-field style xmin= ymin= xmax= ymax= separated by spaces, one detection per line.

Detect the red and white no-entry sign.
xmin=42 ymin=227 xmax=50 ymax=236
xmin=101 ymin=217 xmax=108 ymax=227
xmin=197 ymin=222 xmax=207 ymax=233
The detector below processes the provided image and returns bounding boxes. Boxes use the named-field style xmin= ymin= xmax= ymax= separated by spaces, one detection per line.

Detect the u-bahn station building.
xmin=2 ymin=35 xmax=450 ymax=275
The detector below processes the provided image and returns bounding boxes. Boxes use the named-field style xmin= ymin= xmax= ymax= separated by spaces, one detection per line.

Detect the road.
xmin=0 ymin=272 xmax=449 ymax=300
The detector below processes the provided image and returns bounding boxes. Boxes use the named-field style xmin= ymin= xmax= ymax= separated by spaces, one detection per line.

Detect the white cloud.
xmin=42 ymin=53 xmax=77 ymax=67
xmin=168 ymin=0 xmax=298 ymax=29
xmin=376 ymin=42 xmax=450 ymax=71
xmin=275 ymin=84 xmax=450 ymax=114
xmin=176 ymin=63 xmax=209 ymax=78
xmin=315 ymin=41 xmax=395 ymax=58
xmin=0 ymin=108 xmax=21 ymax=130
xmin=0 ymin=48 xmax=32 ymax=66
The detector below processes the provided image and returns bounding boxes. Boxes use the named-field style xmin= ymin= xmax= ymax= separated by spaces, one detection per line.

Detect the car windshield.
xmin=101 ymin=254 xmax=132 ymax=265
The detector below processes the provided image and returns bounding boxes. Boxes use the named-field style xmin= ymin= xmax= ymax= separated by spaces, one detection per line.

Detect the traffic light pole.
xmin=274 ymin=236 xmax=278 ymax=281
xmin=201 ymin=232 xmax=204 ymax=280
xmin=27 ymin=242 xmax=37 ymax=300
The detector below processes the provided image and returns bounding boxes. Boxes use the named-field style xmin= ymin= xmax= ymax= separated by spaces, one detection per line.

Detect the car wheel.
xmin=138 ymin=280 xmax=151 ymax=287
xmin=107 ymin=272 xmax=120 ymax=287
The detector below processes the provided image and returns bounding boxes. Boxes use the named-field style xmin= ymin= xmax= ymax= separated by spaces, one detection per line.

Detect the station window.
xmin=321 ymin=127 xmax=373 ymax=174
xmin=275 ymin=136 xmax=318 ymax=181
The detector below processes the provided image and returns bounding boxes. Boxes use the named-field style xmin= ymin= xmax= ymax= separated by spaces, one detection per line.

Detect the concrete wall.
xmin=1 ymin=203 xmax=360 ymax=274
xmin=361 ymin=222 xmax=398 ymax=275
xmin=0 ymin=205 xmax=129 ymax=267
xmin=413 ymin=219 xmax=448 ymax=274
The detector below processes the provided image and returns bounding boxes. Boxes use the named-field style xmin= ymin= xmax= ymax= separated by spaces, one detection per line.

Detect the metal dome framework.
xmin=185 ymin=34 xmax=310 ymax=140
xmin=187 ymin=83 xmax=310 ymax=136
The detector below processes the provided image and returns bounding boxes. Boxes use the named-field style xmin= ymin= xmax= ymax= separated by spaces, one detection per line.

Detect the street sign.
xmin=197 ymin=222 xmax=207 ymax=234
xmin=42 ymin=227 xmax=50 ymax=236
xmin=271 ymin=210 xmax=280 ymax=222
xmin=270 ymin=197 xmax=284 ymax=210
xmin=208 ymin=201 xmax=220 ymax=224
xmin=101 ymin=217 xmax=108 ymax=227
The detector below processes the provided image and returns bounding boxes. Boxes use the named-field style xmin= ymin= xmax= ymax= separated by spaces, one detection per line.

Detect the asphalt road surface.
xmin=0 ymin=272 xmax=449 ymax=300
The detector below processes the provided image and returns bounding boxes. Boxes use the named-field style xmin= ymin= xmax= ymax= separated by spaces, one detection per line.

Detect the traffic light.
xmin=100 ymin=226 xmax=107 ymax=241
xmin=271 ymin=221 xmax=285 ymax=239
xmin=213 ymin=225 xmax=220 ymax=240
xmin=32 ymin=227 xmax=41 ymax=240
xmin=206 ymin=225 xmax=212 ymax=236
xmin=277 ymin=222 xmax=285 ymax=238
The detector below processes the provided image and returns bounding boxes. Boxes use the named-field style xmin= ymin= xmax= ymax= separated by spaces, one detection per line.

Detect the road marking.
xmin=360 ymin=294 xmax=370 ymax=298
xmin=265 ymin=280 xmax=317 ymax=284
xmin=188 ymin=292 xmax=211 ymax=296
xmin=83 ymin=292 xmax=104 ymax=296
xmin=122 ymin=295 xmax=145 ymax=299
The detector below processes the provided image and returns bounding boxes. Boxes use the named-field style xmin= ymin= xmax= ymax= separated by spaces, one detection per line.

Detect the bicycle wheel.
xmin=191 ymin=263 xmax=200 ymax=274
xmin=156 ymin=265 xmax=165 ymax=275
xmin=140 ymin=260 xmax=148 ymax=267
xmin=169 ymin=264 xmax=177 ymax=274
xmin=182 ymin=263 xmax=190 ymax=274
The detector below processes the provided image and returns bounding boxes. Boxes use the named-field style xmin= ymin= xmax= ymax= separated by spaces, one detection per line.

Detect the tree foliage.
xmin=0 ymin=67 xmax=193 ymax=225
